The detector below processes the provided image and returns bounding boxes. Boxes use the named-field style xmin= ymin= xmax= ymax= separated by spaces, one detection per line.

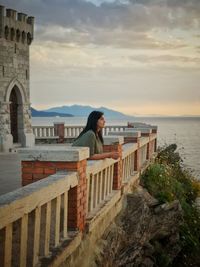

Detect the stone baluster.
xmin=108 ymin=131 xmax=141 ymax=171
xmin=103 ymin=136 xmax=124 ymax=190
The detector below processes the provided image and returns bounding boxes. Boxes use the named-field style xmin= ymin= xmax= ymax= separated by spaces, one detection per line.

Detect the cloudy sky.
xmin=2 ymin=0 xmax=200 ymax=115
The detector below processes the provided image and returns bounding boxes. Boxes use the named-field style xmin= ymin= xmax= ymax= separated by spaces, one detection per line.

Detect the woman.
xmin=72 ymin=111 xmax=119 ymax=160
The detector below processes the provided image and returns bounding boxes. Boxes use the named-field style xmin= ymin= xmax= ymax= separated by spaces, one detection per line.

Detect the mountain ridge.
xmin=43 ymin=104 xmax=134 ymax=118
xmin=31 ymin=107 xmax=73 ymax=117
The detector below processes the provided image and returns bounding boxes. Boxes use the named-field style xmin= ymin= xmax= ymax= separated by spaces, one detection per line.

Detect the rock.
xmin=93 ymin=186 xmax=183 ymax=267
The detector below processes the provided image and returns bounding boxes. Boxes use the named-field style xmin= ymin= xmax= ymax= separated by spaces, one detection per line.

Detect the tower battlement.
xmin=0 ymin=5 xmax=34 ymax=45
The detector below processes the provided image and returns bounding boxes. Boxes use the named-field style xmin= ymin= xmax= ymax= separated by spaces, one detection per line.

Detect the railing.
xmin=33 ymin=126 xmax=55 ymax=138
xmin=33 ymin=125 xmax=127 ymax=138
xmin=64 ymin=126 xmax=84 ymax=138
xmin=140 ymin=144 xmax=148 ymax=167
xmin=0 ymin=128 xmax=157 ymax=267
xmin=122 ymin=143 xmax=137 ymax=182
xmin=0 ymin=172 xmax=78 ymax=267
xmin=103 ymin=126 xmax=126 ymax=136
xmin=86 ymin=159 xmax=116 ymax=214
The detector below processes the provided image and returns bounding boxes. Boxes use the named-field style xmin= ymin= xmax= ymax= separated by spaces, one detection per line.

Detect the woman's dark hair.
xmin=78 ymin=111 xmax=104 ymax=144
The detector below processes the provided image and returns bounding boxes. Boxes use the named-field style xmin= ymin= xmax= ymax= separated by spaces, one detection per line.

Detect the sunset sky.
xmin=2 ymin=0 xmax=200 ymax=116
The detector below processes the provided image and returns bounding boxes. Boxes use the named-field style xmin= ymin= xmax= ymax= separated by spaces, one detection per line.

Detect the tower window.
xmin=16 ymin=29 xmax=20 ymax=42
xmin=11 ymin=28 xmax=15 ymax=41
xmin=4 ymin=26 xmax=9 ymax=40
xmin=2 ymin=66 xmax=5 ymax=77
xmin=26 ymin=69 xmax=28 ymax=80
xmin=27 ymin=32 xmax=32 ymax=45
xmin=15 ymin=43 xmax=17 ymax=53
xmin=22 ymin=31 xmax=26 ymax=43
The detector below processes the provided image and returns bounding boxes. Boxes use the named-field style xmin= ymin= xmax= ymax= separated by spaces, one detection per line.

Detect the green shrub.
xmin=141 ymin=144 xmax=200 ymax=267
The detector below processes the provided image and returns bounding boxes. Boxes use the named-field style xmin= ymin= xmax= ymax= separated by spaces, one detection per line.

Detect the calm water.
xmin=32 ymin=116 xmax=200 ymax=179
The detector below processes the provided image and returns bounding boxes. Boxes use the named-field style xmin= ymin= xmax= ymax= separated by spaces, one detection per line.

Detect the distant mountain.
xmin=31 ymin=107 xmax=73 ymax=117
xmin=43 ymin=104 xmax=133 ymax=118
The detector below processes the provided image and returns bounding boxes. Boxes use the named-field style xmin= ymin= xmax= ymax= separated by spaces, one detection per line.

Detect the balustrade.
xmin=0 ymin=125 xmax=157 ymax=267
xmin=33 ymin=126 xmax=55 ymax=138
xmin=140 ymin=144 xmax=148 ymax=167
xmin=122 ymin=143 xmax=136 ymax=182
xmin=33 ymin=125 xmax=126 ymax=138
xmin=0 ymin=172 xmax=78 ymax=267
xmin=86 ymin=159 xmax=116 ymax=214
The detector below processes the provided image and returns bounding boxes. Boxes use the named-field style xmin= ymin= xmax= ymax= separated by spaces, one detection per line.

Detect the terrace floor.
xmin=0 ymin=152 xmax=21 ymax=196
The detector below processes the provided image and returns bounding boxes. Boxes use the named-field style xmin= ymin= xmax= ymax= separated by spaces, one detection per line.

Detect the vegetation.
xmin=141 ymin=144 xmax=200 ymax=267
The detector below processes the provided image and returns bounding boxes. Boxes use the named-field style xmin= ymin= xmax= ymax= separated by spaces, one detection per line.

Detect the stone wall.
xmin=0 ymin=5 xmax=34 ymax=151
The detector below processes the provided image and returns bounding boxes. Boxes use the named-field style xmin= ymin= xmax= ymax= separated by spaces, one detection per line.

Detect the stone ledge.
xmin=139 ymin=137 xmax=150 ymax=147
xmin=103 ymin=135 xmax=124 ymax=145
xmin=126 ymin=127 xmax=152 ymax=134
xmin=86 ymin=158 xmax=118 ymax=175
xmin=122 ymin=172 xmax=140 ymax=194
xmin=17 ymin=145 xmax=89 ymax=162
xmin=86 ymin=190 xmax=122 ymax=233
xmin=108 ymin=131 xmax=141 ymax=137
xmin=122 ymin=143 xmax=138 ymax=158
xmin=0 ymin=171 xmax=78 ymax=229
xmin=150 ymin=133 xmax=157 ymax=141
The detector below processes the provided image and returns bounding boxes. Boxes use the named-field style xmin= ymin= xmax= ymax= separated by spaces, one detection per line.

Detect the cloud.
xmin=1 ymin=0 xmax=199 ymax=50
xmin=129 ymin=54 xmax=200 ymax=65
xmin=2 ymin=0 xmax=199 ymax=115
xmin=34 ymin=25 xmax=188 ymax=50
xmin=2 ymin=0 xmax=200 ymax=30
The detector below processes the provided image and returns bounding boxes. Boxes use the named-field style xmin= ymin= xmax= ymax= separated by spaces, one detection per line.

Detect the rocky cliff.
xmin=92 ymin=187 xmax=183 ymax=267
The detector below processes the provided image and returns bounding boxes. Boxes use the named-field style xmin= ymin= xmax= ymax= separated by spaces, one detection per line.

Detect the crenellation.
xmin=6 ymin=9 xmax=17 ymax=20
xmin=1 ymin=7 xmax=34 ymax=45
xmin=27 ymin=16 xmax=34 ymax=25
xmin=17 ymin=12 xmax=27 ymax=22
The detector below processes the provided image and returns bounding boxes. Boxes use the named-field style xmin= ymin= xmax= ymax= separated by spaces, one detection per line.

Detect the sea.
xmin=32 ymin=116 xmax=200 ymax=180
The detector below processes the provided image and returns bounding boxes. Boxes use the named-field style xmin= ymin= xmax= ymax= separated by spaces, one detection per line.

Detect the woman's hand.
xmin=89 ymin=151 xmax=120 ymax=160
xmin=109 ymin=151 xmax=120 ymax=160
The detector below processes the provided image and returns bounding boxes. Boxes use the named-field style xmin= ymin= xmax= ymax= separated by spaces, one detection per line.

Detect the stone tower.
xmin=0 ymin=5 xmax=35 ymax=152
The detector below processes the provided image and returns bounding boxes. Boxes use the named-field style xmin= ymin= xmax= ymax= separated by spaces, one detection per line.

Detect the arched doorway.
xmin=9 ymin=86 xmax=23 ymax=143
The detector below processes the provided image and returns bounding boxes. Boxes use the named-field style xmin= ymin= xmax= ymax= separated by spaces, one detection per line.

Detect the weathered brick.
xmin=33 ymin=174 xmax=46 ymax=180
xmin=22 ymin=167 xmax=33 ymax=173
xmin=34 ymin=161 xmax=55 ymax=168
xmin=43 ymin=168 xmax=55 ymax=175
xmin=22 ymin=173 xmax=32 ymax=180
xmin=32 ymin=167 xmax=44 ymax=174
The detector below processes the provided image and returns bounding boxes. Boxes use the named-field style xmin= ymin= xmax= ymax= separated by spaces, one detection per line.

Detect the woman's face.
xmin=97 ymin=115 xmax=105 ymax=130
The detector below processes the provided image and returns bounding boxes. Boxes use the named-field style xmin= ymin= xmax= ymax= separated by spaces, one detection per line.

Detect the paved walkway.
xmin=0 ymin=152 xmax=21 ymax=196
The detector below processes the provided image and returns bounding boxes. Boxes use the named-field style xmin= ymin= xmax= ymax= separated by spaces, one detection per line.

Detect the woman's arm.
xmin=89 ymin=151 xmax=119 ymax=160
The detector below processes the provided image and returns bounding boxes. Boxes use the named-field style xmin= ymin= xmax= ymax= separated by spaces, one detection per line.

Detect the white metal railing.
xmin=33 ymin=125 xmax=127 ymax=138
xmin=0 ymin=172 xmax=78 ymax=267
xmin=86 ymin=159 xmax=117 ymax=214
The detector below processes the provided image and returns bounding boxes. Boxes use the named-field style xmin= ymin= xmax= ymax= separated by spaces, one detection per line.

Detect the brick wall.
xmin=22 ymin=159 xmax=87 ymax=231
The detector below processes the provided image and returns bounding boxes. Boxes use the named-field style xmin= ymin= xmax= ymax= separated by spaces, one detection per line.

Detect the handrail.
xmin=33 ymin=125 xmax=127 ymax=138
xmin=0 ymin=127 xmax=157 ymax=267
xmin=0 ymin=171 xmax=78 ymax=267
